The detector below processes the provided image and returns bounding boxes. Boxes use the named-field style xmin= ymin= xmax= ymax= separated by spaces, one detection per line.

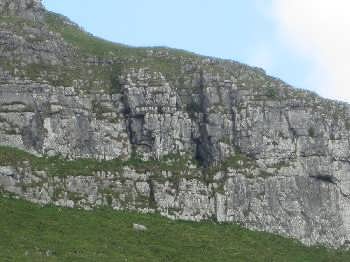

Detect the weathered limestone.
xmin=0 ymin=82 xmax=131 ymax=159
xmin=2 ymin=65 xmax=350 ymax=248
xmin=0 ymin=162 xmax=349 ymax=248
xmin=0 ymin=0 xmax=44 ymax=21
xmin=1 ymin=0 xmax=350 ymax=248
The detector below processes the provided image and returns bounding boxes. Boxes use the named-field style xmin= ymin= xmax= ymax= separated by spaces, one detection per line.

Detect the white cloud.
xmin=271 ymin=0 xmax=350 ymax=102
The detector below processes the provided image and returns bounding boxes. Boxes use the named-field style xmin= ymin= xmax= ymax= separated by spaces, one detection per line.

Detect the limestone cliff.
xmin=1 ymin=0 xmax=350 ymax=248
xmin=0 ymin=0 xmax=43 ymax=21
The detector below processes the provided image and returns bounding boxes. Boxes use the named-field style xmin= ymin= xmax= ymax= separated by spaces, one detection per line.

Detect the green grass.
xmin=44 ymin=11 xmax=197 ymax=62
xmin=0 ymin=196 xmax=349 ymax=262
xmin=0 ymin=146 xmax=258 ymax=180
xmin=0 ymin=12 xmax=202 ymax=91
xmin=0 ymin=146 xmax=194 ymax=177
xmin=45 ymin=12 xmax=144 ymax=58
xmin=44 ymin=11 xmax=198 ymax=60
xmin=44 ymin=11 xmax=203 ymax=83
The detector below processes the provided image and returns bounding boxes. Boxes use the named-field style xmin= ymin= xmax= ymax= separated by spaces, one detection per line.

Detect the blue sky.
xmin=42 ymin=0 xmax=348 ymax=102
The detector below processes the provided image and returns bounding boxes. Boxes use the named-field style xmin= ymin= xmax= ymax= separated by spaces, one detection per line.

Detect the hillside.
xmin=1 ymin=196 xmax=350 ymax=262
xmin=1 ymin=0 xmax=350 ymax=251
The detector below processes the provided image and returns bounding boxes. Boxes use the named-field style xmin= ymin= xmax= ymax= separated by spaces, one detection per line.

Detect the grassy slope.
xmin=45 ymin=11 xmax=197 ymax=59
xmin=44 ymin=12 xmax=200 ymax=84
xmin=1 ymin=196 xmax=350 ymax=262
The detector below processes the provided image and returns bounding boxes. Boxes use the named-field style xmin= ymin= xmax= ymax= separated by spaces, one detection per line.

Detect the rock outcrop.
xmin=0 ymin=158 xmax=349 ymax=247
xmin=0 ymin=0 xmax=44 ymax=21
xmin=1 ymin=0 xmax=350 ymax=248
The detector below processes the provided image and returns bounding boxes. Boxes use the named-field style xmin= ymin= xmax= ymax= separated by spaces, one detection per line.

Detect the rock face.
xmin=0 ymin=0 xmax=44 ymax=21
xmin=0 ymin=162 xmax=348 ymax=247
xmin=0 ymin=81 xmax=131 ymax=160
xmin=1 ymin=0 xmax=350 ymax=248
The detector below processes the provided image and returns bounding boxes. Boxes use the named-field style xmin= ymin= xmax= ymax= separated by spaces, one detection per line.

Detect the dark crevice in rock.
xmin=195 ymin=70 xmax=214 ymax=167
xmin=230 ymin=82 xmax=239 ymax=155
xmin=194 ymin=137 xmax=206 ymax=166
xmin=148 ymin=179 xmax=156 ymax=208
xmin=310 ymin=174 xmax=337 ymax=184
xmin=120 ymin=85 xmax=136 ymax=154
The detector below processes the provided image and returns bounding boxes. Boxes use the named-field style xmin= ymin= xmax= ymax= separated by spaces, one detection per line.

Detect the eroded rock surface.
xmin=0 ymin=162 xmax=349 ymax=247
xmin=0 ymin=0 xmax=44 ymax=21
xmin=1 ymin=0 xmax=350 ymax=248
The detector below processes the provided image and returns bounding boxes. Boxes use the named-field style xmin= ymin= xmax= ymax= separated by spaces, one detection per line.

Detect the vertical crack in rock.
xmin=196 ymin=70 xmax=214 ymax=167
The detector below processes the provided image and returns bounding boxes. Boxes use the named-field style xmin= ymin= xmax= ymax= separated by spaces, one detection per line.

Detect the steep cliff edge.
xmin=1 ymin=0 xmax=350 ymax=248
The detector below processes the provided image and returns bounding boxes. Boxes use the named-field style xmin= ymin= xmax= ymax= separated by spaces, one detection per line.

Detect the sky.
xmin=42 ymin=0 xmax=350 ymax=103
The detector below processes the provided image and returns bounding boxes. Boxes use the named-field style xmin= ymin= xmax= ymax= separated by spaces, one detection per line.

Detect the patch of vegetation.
xmin=43 ymin=11 xmax=209 ymax=86
xmin=43 ymin=13 xmax=176 ymax=59
xmin=0 ymin=146 xmax=264 ymax=181
xmin=0 ymin=146 xmax=120 ymax=177
xmin=0 ymin=196 xmax=349 ymax=261
xmin=206 ymin=153 xmax=256 ymax=178
xmin=1 ymin=13 xmax=198 ymax=92
xmin=186 ymin=100 xmax=202 ymax=118
xmin=110 ymin=63 xmax=124 ymax=94
xmin=0 ymin=146 xmax=194 ymax=177
xmin=45 ymin=12 xmax=143 ymax=58
xmin=222 ymin=154 xmax=256 ymax=170
xmin=265 ymin=86 xmax=278 ymax=98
